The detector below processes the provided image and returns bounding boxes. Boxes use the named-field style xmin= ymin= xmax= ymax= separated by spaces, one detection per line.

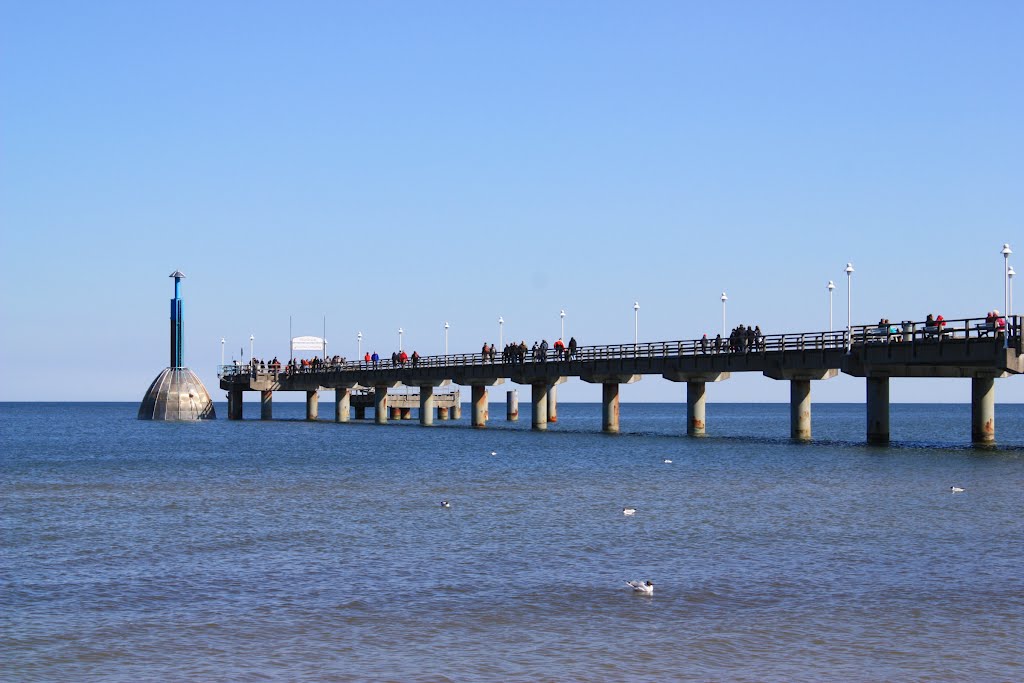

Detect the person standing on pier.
xmin=568 ymin=336 xmax=577 ymax=360
xmin=371 ymin=351 xmax=379 ymax=369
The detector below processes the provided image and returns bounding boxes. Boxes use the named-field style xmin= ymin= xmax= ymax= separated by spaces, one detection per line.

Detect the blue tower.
xmin=170 ymin=270 xmax=185 ymax=367
xmin=138 ymin=270 xmax=216 ymax=420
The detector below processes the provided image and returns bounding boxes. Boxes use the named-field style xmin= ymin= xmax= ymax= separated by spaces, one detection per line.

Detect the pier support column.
xmin=471 ymin=385 xmax=488 ymax=427
xmin=507 ymin=389 xmax=519 ymax=421
xmin=790 ymin=380 xmax=811 ymax=440
xmin=687 ymin=381 xmax=706 ymax=437
xmin=261 ymin=390 xmax=273 ymax=420
xmin=306 ymin=390 xmax=319 ymax=421
xmin=602 ymin=383 xmax=620 ymax=433
xmin=420 ymin=386 xmax=435 ymax=426
xmin=866 ymin=376 xmax=890 ymax=444
xmin=390 ymin=406 xmax=401 ymax=420
xmin=228 ymin=389 xmax=243 ymax=420
xmin=335 ymin=388 xmax=350 ymax=423
xmin=354 ymin=405 xmax=366 ymax=420
xmin=532 ymin=383 xmax=549 ymax=431
xmin=662 ymin=371 xmax=728 ymax=437
xmin=437 ymin=406 xmax=449 ymax=420
xmin=582 ymin=374 xmax=639 ymax=433
xmin=375 ymin=387 xmax=388 ymax=424
xmin=971 ymin=376 xmax=995 ymax=445
xmin=547 ymin=384 xmax=558 ymax=422
xmin=400 ymin=407 xmax=412 ymax=420
xmin=452 ymin=401 xmax=462 ymax=420
xmin=764 ymin=369 xmax=836 ymax=442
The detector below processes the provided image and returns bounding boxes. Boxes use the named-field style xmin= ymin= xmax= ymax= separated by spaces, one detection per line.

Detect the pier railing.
xmin=218 ymin=315 xmax=1020 ymax=379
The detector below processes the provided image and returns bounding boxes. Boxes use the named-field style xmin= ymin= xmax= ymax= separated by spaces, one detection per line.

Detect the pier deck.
xmin=221 ymin=315 xmax=1022 ymax=444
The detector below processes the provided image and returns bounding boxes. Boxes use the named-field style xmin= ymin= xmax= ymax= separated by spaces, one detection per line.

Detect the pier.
xmin=220 ymin=315 xmax=1022 ymax=445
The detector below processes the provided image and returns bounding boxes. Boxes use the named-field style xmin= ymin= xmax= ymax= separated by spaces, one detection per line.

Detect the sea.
xmin=2 ymin=401 xmax=1022 ymax=682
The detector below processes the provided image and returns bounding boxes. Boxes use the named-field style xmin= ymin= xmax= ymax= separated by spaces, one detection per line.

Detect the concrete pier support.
xmin=662 ymin=371 xmax=728 ymax=437
xmin=764 ymin=369 xmax=836 ymax=442
xmin=400 ymin=407 xmax=413 ymax=420
xmin=532 ymin=383 xmax=549 ymax=431
xmin=687 ymin=381 xmax=706 ymax=437
xmin=547 ymin=384 xmax=558 ymax=422
xmin=261 ymin=390 xmax=273 ymax=420
xmin=375 ymin=387 xmax=388 ymax=424
xmin=228 ymin=389 xmax=243 ymax=420
xmin=471 ymin=385 xmax=488 ymax=427
xmin=452 ymin=401 xmax=462 ymax=420
xmin=390 ymin=406 xmax=401 ymax=421
xmin=420 ymin=386 xmax=435 ymax=426
xmin=354 ymin=405 xmax=366 ymax=420
xmin=437 ymin=406 xmax=449 ymax=420
xmin=971 ymin=376 xmax=995 ymax=444
xmin=790 ymin=379 xmax=812 ymax=440
xmin=866 ymin=376 xmax=890 ymax=444
xmin=602 ymin=383 xmax=620 ymax=433
xmin=507 ymin=389 xmax=519 ymax=421
xmin=306 ymin=390 xmax=319 ymax=421
xmin=335 ymin=388 xmax=350 ymax=423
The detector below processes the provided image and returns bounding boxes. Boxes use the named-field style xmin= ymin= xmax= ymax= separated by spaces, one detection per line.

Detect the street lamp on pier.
xmin=1008 ymin=265 xmax=1015 ymax=318
xmin=398 ymin=327 xmax=404 ymax=352
xmin=560 ymin=309 xmax=565 ymax=340
xmin=357 ymin=331 xmax=362 ymax=358
xmin=633 ymin=301 xmax=640 ymax=348
xmin=845 ymin=263 xmax=854 ymax=348
xmin=827 ymin=280 xmax=835 ymax=331
xmin=221 ymin=337 xmax=225 ymax=367
xmin=444 ymin=322 xmax=449 ymax=355
xmin=1002 ymin=243 xmax=1013 ymax=320
xmin=498 ymin=316 xmax=504 ymax=348
xmin=249 ymin=334 xmax=254 ymax=361
xmin=721 ymin=292 xmax=728 ymax=338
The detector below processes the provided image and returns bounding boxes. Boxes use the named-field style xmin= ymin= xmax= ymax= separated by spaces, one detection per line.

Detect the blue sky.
xmin=1 ymin=1 xmax=1020 ymax=403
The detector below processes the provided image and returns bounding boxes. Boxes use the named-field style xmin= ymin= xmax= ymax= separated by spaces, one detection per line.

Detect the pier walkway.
xmin=221 ymin=315 xmax=1022 ymax=445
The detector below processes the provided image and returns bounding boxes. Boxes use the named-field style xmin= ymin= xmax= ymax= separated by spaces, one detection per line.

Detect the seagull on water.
xmin=441 ymin=500 xmax=451 ymax=508
xmin=663 ymin=459 xmax=673 ymax=464
xmin=950 ymin=486 xmax=965 ymax=493
xmin=626 ymin=580 xmax=654 ymax=595
xmin=623 ymin=507 xmax=636 ymax=516
xmin=490 ymin=451 xmax=497 ymax=456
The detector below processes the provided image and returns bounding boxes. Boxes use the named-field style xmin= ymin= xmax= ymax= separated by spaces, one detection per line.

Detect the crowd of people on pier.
xmin=494 ymin=337 xmax=578 ymax=364
xmin=703 ymin=324 xmax=765 ymax=354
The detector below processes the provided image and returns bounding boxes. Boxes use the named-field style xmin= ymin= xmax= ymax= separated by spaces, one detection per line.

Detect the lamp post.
xmin=249 ymin=334 xmax=254 ymax=360
xmin=1002 ymin=243 xmax=1012 ymax=320
xmin=633 ymin=301 xmax=640 ymax=348
xmin=220 ymin=337 xmax=225 ymax=367
xmin=444 ymin=322 xmax=449 ymax=355
xmin=560 ymin=309 xmax=565 ymax=340
xmin=827 ymin=280 xmax=835 ymax=331
xmin=398 ymin=327 xmax=404 ymax=352
xmin=498 ymin=316 xmax=504 ymax=348
xmin=720 ymin=292 xmax=728 ymax=337
xmin=1008 ymin=265 xmax=1015 ymax=318
xmin=357 ymin=331 xmax=362 ymax=358
xmin=845 ymin=263 xmax=854 ymax=348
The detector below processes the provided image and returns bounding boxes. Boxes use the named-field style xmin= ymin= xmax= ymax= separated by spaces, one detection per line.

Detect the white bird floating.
xmin=950 ymin=486 xmax=965 ymax=493
xmin=490 ymin=451 xmax=497 ymax=456
xmin=663 ymin=459 xmax=673 ymax=464
xmin=441 ymin=500 xmax=451 ymax=508
xmin=626 ymin=580 xmax=654 ymax=595
xmin=623 ymin=507 xmax=636 ymax=516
